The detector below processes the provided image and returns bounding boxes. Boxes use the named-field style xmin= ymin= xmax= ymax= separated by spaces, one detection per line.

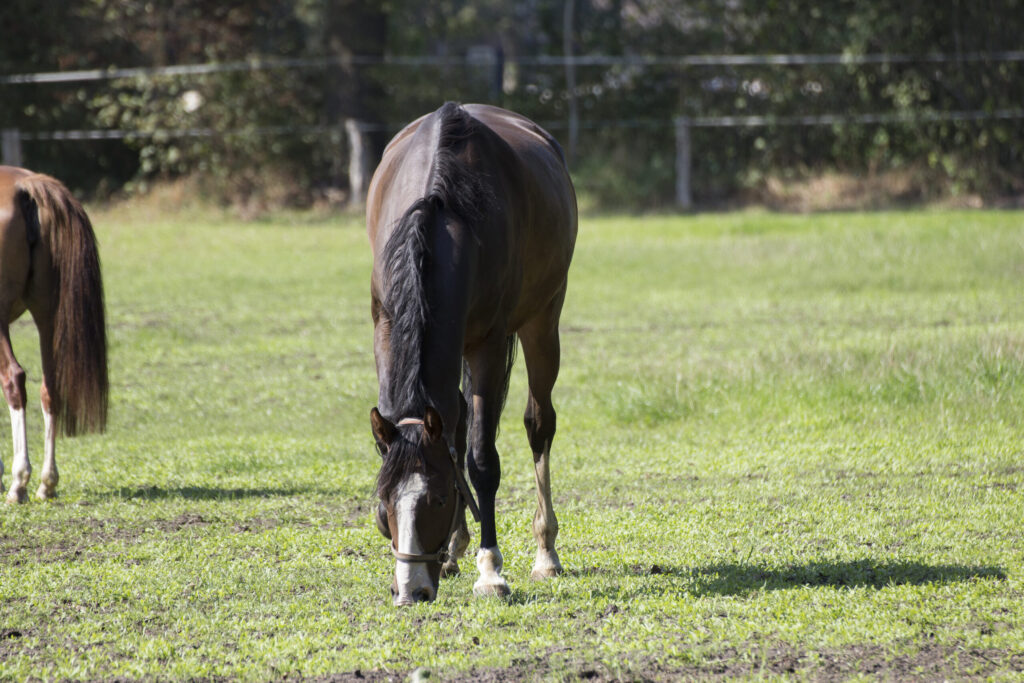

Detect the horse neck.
xmin=380 ymin=209 xmax=473 ymax=429
xmin=421 ymin=214 xmax=474 ymax=423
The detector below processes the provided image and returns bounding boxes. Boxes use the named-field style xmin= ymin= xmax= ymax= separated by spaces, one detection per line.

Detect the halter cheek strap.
xmin=389 ymin=417 xmax=481 ymax=564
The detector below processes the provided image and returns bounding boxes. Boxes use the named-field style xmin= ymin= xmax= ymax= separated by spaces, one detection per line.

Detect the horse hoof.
xmin=531 ymin=549 xmax=562 ymax=580
xmin=473 ymin=578 xmax=511 ymax=598
xmin=531 ymin=565 xmax=562 ymax=580
xmin=6 ymin=489 xmax=28 ymax=505
xmin=440 ymin=560 xmax=460 ymax=578
xmin=36 ymin=485 xmax=56 ymax=501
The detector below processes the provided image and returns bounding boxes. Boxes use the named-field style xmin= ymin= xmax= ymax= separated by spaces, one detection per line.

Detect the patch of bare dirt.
xmin=149 ymin=512 xmax=209 ymax=532
xmin=0 ymin=517 xmax=140 ymax=564
xmin=456 ymin=642 xmax=1024 ymax=681
xmin=310 ymin=672 xmax=398 ymax=682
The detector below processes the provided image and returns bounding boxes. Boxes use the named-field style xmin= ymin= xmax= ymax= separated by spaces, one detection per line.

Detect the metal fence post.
xmin=2 ymin=128 xmax=23 ymax=167
xmin=674 ymin=117 xmax=692 ymax=210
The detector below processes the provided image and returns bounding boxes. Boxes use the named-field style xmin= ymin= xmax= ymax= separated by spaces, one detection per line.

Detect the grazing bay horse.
xmin=367 ymin=103 xmax=577 ymax=605
xmin=0 ymin=166 xmax=108 ymax=504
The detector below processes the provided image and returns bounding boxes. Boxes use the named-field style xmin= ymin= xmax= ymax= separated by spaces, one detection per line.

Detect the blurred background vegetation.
xmin=1 ymin=0 xmax=1022 ymax=210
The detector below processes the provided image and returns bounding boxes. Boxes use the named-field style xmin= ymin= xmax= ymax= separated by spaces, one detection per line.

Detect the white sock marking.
xmin=7 ymin=405 xmax=29 ymax=500
xmin=474 ymin=546 xmax=510 ymax=596
xmin=37 ymin=406 xmax=58 ymax=497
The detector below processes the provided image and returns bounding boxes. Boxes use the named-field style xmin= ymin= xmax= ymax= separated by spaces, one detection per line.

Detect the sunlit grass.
xmin=1 ymin=207 xmax=1023 ymax=679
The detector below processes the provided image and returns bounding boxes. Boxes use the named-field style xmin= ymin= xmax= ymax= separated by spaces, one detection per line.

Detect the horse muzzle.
xmin=392 ymin=578 xmax=437 ymax=606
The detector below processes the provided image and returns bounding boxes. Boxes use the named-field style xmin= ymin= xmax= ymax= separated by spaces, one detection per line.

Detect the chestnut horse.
xmin=367 ymin=103 xmax=577 ymax=604
xmin=0 ymin=166 xmax=107 ymax=504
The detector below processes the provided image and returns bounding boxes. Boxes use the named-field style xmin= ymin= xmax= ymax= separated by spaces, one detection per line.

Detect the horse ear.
xmin=370 ymin=408 xmax=397 ymax=451
xmin=423 ymin=406 xmax=444 ymax=444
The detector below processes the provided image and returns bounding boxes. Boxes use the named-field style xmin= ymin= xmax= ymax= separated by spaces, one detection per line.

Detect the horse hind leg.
xmin=520 ymin=297 xmax=566 ymax=580
xmin=29 ymin=301 xmax=62 ymax=500
xmin=0 ymin=324 xmax=30 ymax=504
xmin=36 ymin=364 xmax=59 ymax=500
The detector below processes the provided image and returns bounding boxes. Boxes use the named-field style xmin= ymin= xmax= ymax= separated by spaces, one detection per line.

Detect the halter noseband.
xmin=389 ymin=417 xmax=481 ymax=564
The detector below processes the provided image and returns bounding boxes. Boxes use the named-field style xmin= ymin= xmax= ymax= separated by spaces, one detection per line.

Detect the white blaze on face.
xmin=393 ymin=471 xmax=434 ymax=604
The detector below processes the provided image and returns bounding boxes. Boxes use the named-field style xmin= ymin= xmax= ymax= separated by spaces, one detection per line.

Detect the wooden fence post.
xmin=2 ymin=128 xmax=23 ymax=168
xmin=674 ymin=116 xmax=693 ymax=210
xmin=345 ymin=119 xmax=370 ymax=208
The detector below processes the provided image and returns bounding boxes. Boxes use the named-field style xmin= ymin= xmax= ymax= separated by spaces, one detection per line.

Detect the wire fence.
xmin=5 ymin=51 xmax=1024 ymax=85
xmin=3 ymin=51 xmax=1023 ymax=205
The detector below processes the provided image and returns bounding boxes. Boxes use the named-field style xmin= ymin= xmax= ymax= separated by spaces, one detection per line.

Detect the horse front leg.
xmin=0 ymin=324 xmax=30 ymax=504
xmin=466 ymin=335 xmax=514 ymax=598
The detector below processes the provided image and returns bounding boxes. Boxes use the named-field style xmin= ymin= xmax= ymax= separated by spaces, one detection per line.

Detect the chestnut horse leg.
xmin=31 ymin=309 xmax=59 ymax=500
xmin=519 ymin=289 xmax=566 ymax=580
xmin=466 ymin=331 xmax=514 ymax=597
xmin=1 ymin=323 xmax=30 ymax=504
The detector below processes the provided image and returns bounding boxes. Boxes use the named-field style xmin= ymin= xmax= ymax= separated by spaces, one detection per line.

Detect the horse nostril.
xmin=412 ymin=587 xmax=433 ymax=602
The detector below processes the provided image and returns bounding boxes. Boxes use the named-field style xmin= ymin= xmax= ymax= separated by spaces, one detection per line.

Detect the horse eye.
xmin=434 ymin=494 xmax=448 ymax=507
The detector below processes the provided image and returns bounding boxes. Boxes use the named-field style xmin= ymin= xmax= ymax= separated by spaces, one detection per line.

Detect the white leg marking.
xmin=393 ymin=472 xmax=435 ymax=605
xmin=474 ymin=546 xmax=510 ymax=597
xmin=36 ymin=405 xmax=58 ymax=500
xmin=531 ymin=449 xmax=562 ymax=580
xmin=6 ymin=406 xmax=30 ymax=504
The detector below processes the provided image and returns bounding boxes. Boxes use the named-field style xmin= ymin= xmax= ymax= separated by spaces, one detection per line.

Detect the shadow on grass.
xmin=625 ymin=559 xmax=1007 ymax=597
xmin=101 ymin=485 xmax=343 ymax=501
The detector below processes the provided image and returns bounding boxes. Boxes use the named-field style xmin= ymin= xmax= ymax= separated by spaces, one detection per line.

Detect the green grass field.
xmin=1 ymin=205 xmax=1023 ymax=680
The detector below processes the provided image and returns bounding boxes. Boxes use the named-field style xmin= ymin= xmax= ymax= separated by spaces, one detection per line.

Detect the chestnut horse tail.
xmin=16 ymin=174 xmax=108 ymax=436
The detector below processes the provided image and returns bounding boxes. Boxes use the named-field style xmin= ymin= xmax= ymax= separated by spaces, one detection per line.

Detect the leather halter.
xmin=389 ymin=417 xmax=480 ymax=564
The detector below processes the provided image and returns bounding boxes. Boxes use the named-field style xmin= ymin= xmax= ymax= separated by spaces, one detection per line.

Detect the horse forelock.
xmin=375 ymin=432 xmax=424 ymax=502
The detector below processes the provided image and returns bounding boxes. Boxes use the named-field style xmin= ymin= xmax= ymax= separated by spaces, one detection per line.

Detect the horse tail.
xmin=15 ymin=174 xmax=108 ymax=436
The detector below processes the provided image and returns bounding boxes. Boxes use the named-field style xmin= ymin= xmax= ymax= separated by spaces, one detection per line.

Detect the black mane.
xmin=376 ymin=102 xmax=497 ymax=499
xmin=378 ymin=102 xmax=495 ymax=417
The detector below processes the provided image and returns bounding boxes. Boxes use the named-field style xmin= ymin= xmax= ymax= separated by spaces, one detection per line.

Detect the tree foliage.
xmin=1 ymin=0 xmax=1021 ymax=206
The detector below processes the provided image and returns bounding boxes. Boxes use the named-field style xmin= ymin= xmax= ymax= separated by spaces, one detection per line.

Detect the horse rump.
xmin=15 ymin=174 xmax=108 ymax=436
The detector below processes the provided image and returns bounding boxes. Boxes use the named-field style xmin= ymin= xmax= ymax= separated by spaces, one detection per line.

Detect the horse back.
xmin=462 ymin=105 xmax=577 ymax=331
xmin=367 ymin=105 xmax=577 ymax=337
